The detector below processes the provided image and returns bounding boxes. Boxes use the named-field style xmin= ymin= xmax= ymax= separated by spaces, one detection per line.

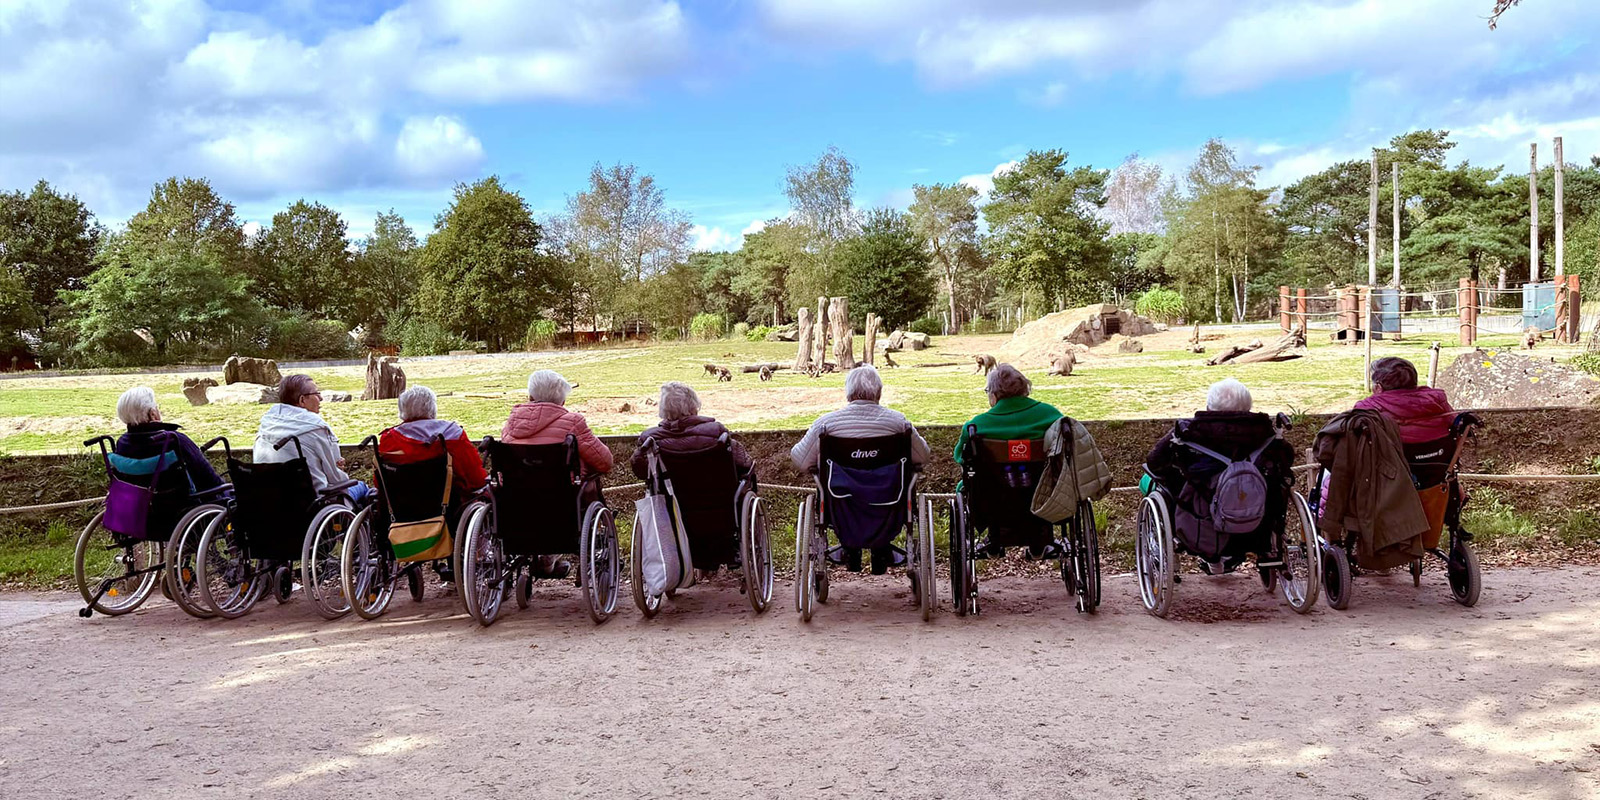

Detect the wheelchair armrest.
xmin=321 ymin=479 xmax=360 ymax=496
xmin=191 ymin=484 xmax=232 ymax=500
xmin=1453 ymin=412 xmax=1483 ymax=434
xmin=1274 ymin=412 xmax=1292 ymax=432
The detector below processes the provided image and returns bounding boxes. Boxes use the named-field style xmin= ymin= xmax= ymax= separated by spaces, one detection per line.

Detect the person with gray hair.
xmin=789 ymin=364 xmax=930 ymax=574
xmin=110 ymin=386 xmax=227 ymax=509
xmin=1206 ymin=377 xmax=1253 ymax=413
xmin=254 ymin=374 xmax=373 ymax=505
xmin=953 ymin=363 xmax=1063 ymax=468
xmin=501 ymin=369 xmax=613 ymax=579
xmin=378 ymin=386 xmax=489 ymax=511
xmin=1353 ymin=356 xmax=1455 ymax=443
xmin=629 ymin=381 xmax=753 ymax=480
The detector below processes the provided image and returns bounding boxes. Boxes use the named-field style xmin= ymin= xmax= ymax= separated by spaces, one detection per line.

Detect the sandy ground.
xmin=3 ymin=568 xmax=1599 ymax=799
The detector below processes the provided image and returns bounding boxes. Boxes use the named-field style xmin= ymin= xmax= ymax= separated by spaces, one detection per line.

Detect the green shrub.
xmin=908 ymin=316 xmax=942 ymax=336
xmin=392 ymin=315 xmax=471 ymax=356
xmin=268 ymin=315 xmax=356 ymax=360
xmin=1135 ymin=285 xmax=1185 ymax=324
xmin=524 ymin=319 xmax=557 ymax=350
xmin=689 ymin=313 xmax=726 ymax=341
xmin=747 ymin=325 xmax=774 ymax=342
xmin=732 ymin=322 xmax=750 ymax=340
xmin=967 ymin=317 xmax=997 ymax=335
xmin=1571 ymin=352 xmax=1600 ymax=376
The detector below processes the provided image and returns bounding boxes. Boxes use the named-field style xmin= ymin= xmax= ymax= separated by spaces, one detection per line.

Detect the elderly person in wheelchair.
xmin=790 ymin=365 xmax=929 ymax=575
xmin=375 ymin=386 xmax=488 ymax=581
xmin=954 ymin=364 xmax=1064 ymax=556
xmin=1137 ymin=378 xmax=1320 ymax=617
xmin=627 ymin=382 xmax=773 ymax=615
xmin=253 ymin=374 xmax=373 ymax=506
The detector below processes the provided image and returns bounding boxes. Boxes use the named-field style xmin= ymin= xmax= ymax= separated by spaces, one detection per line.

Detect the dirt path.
xmin=3 ymin=568 xmax=1599 ymax=799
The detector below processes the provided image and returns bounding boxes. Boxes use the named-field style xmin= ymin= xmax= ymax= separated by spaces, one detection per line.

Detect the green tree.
xmin=1107 ymin=232 xmax=1165 ymax=304
xmin=351 ymin=210 xmax=420 ymax=339
xmin=251 ymin=200 xmax=353 ymax=320
xmin=120 ymin=177 xmax=248 ymax=272
xmin=839 ymin=209 xmax=935 ymax=329
xmin=735 ymin=220 xmax=809 ymax=326
xmin=415 ymin=177 xmax=556 ymax=350
xmin=0 ymin=270 xmax=40 ymax=358
xmin=691 ymin=251 xmax=752 ymax=324
xmin=784 ymin=146 xmax=859 ymax=300
xmin=981 ymin=149 xmax=1112 ymax=312
xmin=0 ymin=180 xmax=102 ymax=331
xmin=1279 ymin=159 xmax=1371 ymax=286
xmin=1158 ymin=140 xmax=1278 ymax=321
xmin=72 ymin=241 xmax=256 ymax=363
xmin=563 ymin=162 xmax=693 ymax=325
xmin=1402 ymin=164 xmax=1523 ymax=283
xmin=908 ymin=182 xmax=981 ymax=332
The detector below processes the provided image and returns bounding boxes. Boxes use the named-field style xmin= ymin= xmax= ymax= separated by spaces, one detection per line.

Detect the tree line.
xmin=2 ymin=129 xmax=1596 ymax=367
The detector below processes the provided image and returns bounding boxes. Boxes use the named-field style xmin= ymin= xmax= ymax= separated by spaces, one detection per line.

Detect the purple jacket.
xmin=630 ymin=415 xmax=754 ymax=480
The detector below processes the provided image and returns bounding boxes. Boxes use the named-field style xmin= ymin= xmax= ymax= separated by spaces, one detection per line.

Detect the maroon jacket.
xmin=630 ymin=415 xmax=754 ymax=480
xmin=1353 ymin=387 xmax=1454 ymax=444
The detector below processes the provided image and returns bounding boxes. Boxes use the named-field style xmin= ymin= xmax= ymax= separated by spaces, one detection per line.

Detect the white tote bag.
xmin=634 ymin=454 xmax=695 ymax=595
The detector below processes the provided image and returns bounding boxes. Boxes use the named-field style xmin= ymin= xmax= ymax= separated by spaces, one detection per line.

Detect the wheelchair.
xmin=457 ymin=435 xmax=621 ymax=626
xmin=1135 ymin=413 xmax=1321 ymax=618
xmin=339 ymin=434 xmax=461 ymax=620
xmin=192 ymin=436 xmax=362 ymax=620
xmin=631 ymin=433 xmax=774 ymax=617
xmin=793 ymin=429 xmax=936 ymax=622
xmin=75 ymin=433 xmax=230 ymax=618
xmin=1313 ymin=412 xmax=1483 ymax=609
xmin=946 ymin=418 xmax=1101 ymax=617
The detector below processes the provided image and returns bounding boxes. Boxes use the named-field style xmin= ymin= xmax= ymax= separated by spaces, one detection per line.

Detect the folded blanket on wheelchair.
xmin=824 ymin=461 xmax=909 ymax=549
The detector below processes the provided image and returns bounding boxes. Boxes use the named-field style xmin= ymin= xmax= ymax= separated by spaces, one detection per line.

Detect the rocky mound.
xmin=1000 ymin=303 xmax=1159 ymax=367
xmin=1436 ymin=349 xmax=1600 ymax=409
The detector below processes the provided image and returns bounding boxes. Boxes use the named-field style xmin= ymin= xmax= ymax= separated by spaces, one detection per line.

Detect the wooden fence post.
xmin=1279 ymin=286 xmax=1291 ymax=333
xmin=830 ymin=297 xmax=855 ymax=370
xmin=1296 ymin=288 xmax=1308 ymax=335
xmin=864 ymin=313 xmax=879 ymax=367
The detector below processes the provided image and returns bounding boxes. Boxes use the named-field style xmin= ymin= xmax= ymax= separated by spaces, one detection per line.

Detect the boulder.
xmin=222 ymin=356 xmax=281 ymax=387
xmin=207 ymin=383 xmax=279 ymax=405
xmin=360 ymin=354 xmax=407 ymax=401
xmin=182 ymin=383 xmax=211 ymax=406
xmin=1436 ymin=349 xmax=1600 ymax=409
xmin=1116 ymin=337 xmax=1144 ymax=354
xmin=886 ymin=330 xmax=906 ymax=350
xmin=765 ymin=324 xmax=800 ymax=342
xmin=324 ymin=390 xmax=353 ymax=403
xmin=904 ymin=332 xmax=931 ymax=350
xmin=182 ymin=376 xmax=218 ymax=390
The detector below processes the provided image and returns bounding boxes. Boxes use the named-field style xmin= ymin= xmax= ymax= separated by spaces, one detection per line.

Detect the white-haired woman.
xmin=1144 ymin=377 xmax=1294 ymax=519
xmin=112 ymin=385 xmax=227 ymax=500
xmin=378 ymin=385 xmax=488 ymax=510
xmin=501 ymin=370 xmax=614 ymax=579
xmin=789 ymin=365 xmax=929 ymax=574
xmin=629 ymin=381 xmax=753 ymax=480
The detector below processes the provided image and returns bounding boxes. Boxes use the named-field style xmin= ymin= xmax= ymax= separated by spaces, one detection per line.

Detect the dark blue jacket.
xmin=114 ymin=422 xmax=226 ymax=496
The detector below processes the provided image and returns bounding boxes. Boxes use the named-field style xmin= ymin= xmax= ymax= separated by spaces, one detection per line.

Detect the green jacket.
xmin=954 ymin=396 xmax=1064 ymax=464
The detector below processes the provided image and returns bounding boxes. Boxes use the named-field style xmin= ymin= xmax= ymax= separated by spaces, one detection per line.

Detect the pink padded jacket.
xmin=500 ymin=402 xmax=615 ymax=475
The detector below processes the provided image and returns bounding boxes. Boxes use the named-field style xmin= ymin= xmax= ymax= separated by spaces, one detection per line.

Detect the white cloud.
xmin=692 ymin=224 xmax=741 ymax=252
xmin=957 ymin=160 xmax=1018 ymax=197
xmin=394 ymin=115 xmax=486 ymax=181
xmin=741 ymin=219 xmax=767 ymax=236
xmin=1020 ymin=81 xmax=1068 ymax=108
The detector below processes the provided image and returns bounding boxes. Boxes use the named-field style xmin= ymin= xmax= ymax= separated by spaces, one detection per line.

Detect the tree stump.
xmin=814 ymin=297 xmax=830 ymax=370
xmin=794 ymin=307 xmax=814 ymax=372
xmin=830 ymin=297 xmax=855 ymax=370
xmin=360 ymin=354 xmax=407 ymax=401
xmin=863 ymin=313 xmax=880 ymax=367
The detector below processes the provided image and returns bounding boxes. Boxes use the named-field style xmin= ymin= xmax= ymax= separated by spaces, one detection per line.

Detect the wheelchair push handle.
xmin=83 ymin=435 xmax=116 ymax=449
xmin=272 ymin=435 xmax=306 ymax=459
xmin=1452 ymin=412 xmax=1483 ymax=436
xmin=200 ymin=436 xmax=230 ymax=455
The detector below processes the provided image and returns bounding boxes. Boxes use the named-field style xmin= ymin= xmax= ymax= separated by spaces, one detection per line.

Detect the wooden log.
xmin=815 ymin=297 xmax=829 ymax=369
xmin=794 ymin=307 xmax=814 ymax=372
xmin=863 ymin=313 xmax=879 ymax=367
xmin=1207 ymin=331 xmax=1305 ymax=366
xmin=740 ymin=363 xmax=782 ymax=373
xmin=830 ymin=297 xmax=855 ymax=370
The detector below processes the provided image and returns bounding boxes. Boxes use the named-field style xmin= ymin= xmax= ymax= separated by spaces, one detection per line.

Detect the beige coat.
xmin=1314 ymin=409 xmax=1429 ymax=569
xmin=1031 ymin=417 xmax=1113 ymax=522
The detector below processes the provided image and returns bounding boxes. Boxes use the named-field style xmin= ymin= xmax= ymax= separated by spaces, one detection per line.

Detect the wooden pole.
xmin=794 ymin=307 xmax=814 ymax=372
xmin=864 ymin=313 xmax=879 ymax=367
xmin=1279 ymin=286 xmax=1290 ymax=333
xmin=1363 ymin=286 xmax=1374 ymax=392
xmin=830 ymin=297 xmax=855 ymax=370
xmin=1530 ymin=142 xmax=1540 ymax=283
xmin=1458 ymin=278 xmax=1473 ymax=347
xmin=814 ymin=296 xmax=829 ymax=368
xmin=1555 ymin=136 xmax=1565 ymax=279
xmin=1296 ymin=288 xmax=1308 ymax=335
xmin=1368 ymin=153 xmax=1379 ymax=287
xmin=1428 ymin=342 xmax=1442 ymax=388
xmin=1392 ymin=161 xmax=1402 ymax=286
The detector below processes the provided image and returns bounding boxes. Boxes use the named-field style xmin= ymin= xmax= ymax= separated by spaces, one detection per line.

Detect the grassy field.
xmin=0 ymin=325 xmax=1540 ymax=455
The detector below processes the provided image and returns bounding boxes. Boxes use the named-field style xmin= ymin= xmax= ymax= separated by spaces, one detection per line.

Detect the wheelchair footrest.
xmin=1255 ymin=560 xmax=1283 ymax=568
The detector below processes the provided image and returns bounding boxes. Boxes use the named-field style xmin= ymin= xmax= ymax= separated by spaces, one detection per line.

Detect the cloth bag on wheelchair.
xmin=824 ymin=460 xmax=908 ymax=549
xmin=635 ymin=451 xmax=695 ymax=595
xmin=102 ymin=440 xmax=183 ymax=540
xmin=385 ymin=451 xmax=454 ymax=562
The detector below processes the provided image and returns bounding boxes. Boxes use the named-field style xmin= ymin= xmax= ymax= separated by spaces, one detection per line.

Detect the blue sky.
xmin=3 ymin=0 xmax=1598 ymax=249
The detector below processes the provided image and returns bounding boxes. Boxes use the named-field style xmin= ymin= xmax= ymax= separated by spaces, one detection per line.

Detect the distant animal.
xmin=1047 ymin=350 xmax=1076 ymax=377
xmin=1522 ymin=326 xmax=1540 ymax=350
xmin=881 ymin=351 xmax=898 ymax=368
xmin=759 ymin=365 xmax=773 ymax=381
xmin=972 ymin=354 xmax=996 ymax=375
xmin=703 ymin=363 xmax=720 ymax=376
xmin=716 ymin=367 xmax=733 ymax=382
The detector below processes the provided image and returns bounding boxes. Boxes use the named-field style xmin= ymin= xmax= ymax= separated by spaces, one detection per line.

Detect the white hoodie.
xmin=252 ymin=404 xmax=352 ymax=493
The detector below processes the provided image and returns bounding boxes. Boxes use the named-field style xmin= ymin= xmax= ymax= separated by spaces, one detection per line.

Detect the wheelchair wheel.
xmin=1447 ymin=539 xmax=1481 ymax=607
xmin=1409 ymin=557 xmax=1423 ymax=587
xmin=273 ymin=565 xmax=294 ymax=604
xmin=1135 ymin=493 xmax=1176 ymax=618
xmin=516 ymin=569 xmax=533 ymax=610
xmin=1322 ymin=542 xmax=1353 ymax=611
xmin=580 ymin=503 xmax=619 ymax=624
xmin=795 ymin=495 xmax=816 ymax=622
xmin=1278 ymin=491 xmax=1321 ymax=614
xmin=948 ymin=497 xmax=977 ymax=617
xmin=341 ymin=508 xmax=396 ymax=621
xmin=164 ymin=504 xmax=225 ymax=619
xmin=304 ymin=503 xmax=356 ymax=619
xmin=407 ymin=567 xmax=425 ymax=602
xmin=915 ymin=497 xmax=937 ymax=622
xmin=631 ymin=519 xmax=661 ymax=618
xmin=195 ymin=513 xmax=265 ymax=619
xmin=74 ymin=513 xmax=162 ymax=617
xmin=740 ymin=493 xmax=774 ymax=614
xmin=1074 ymin=499 xmax=1101 ymax=614
xmin=459 ymin=501 xmax=504 ymax=627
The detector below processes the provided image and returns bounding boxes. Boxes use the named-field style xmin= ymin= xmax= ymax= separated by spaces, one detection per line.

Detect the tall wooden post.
xmin=814 ymin=296 xmax=829 ymax=368
xmin=1392 ymin=161 xmax=1402 ymax=286
xmin=794 ymin=307 xmax=814 ymax=372
xmin=1530 ymin=142 xmax=1540 ymax=283
xmin=1555 ymin=136 xmax=1565 ymax=279
xmin=1363 ymin=287 xmax=1374 ymax=392
xmin=1368 ymin=153 xmax=1379 ymax=286
xmin=830 ymin=297 xmax=855 ymax=370
xmin=1569 ymin=275 xmax=1582 ymax=343
xmin=1279 ymin=286 xmax=1291 ymax=333
xmin=863 ymin=313 xmax=879 ymax=367
xmin=1295 ymin=288 xmax=1308 ymax=335
xmin=1458 ymin=278 xmax=1475 ymax=347
xmin=1427 ymin=342 xmax=1442 ymax=388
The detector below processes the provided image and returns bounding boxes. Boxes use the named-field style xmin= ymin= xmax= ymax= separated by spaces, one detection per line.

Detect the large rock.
xmin=904 ymin=332 xmax=931 ymax=350
xmin=1116 ymin=336 xmax=1145 ymax=353
xmin=325 ymin=390 xmax=353 ymax=403
xmin=1436 ymin=349 xmax=1600 ymax=409
xmin=207 ymin=383 xmax=279 ymax=405
xmin=182 ymin=376 xmax=217 ymax=390
xmin=222 ymin=356 xmax=281 ymax=387
xmin=182 ymin=382 xmax=212 ymax=406
xmin=1000 ymin=303 xmax=1161 ymax=367
xmin=765 ymin=323 xmax=799 ymax=342
xmin=885 ymin=330 xmax=906 ymax=350
xmin=361 ymin=354 xmax=407 ymax=401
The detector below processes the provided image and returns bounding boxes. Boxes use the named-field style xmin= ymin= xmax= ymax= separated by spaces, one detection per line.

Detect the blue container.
xmin=1522 ymin=282 xmax=1555 ymax=333
xmin=1370 ymin=287 xmax=1400 ymax=337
